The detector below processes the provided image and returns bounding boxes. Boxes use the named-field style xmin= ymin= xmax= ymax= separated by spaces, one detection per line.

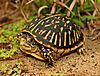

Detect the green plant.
xmin=0 ymin=20 xmax=26 ymax=59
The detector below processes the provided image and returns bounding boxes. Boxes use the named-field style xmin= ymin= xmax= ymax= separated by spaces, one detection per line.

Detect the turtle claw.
xmin=77 ymin=47 xmax=85 ymax=55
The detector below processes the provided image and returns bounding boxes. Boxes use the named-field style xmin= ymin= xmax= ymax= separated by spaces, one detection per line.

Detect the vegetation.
xmin=17 ymin=0 xmax=99 ymax=26
xmin=0 ymin=20 xmax=26 ymax=59
xmin=0 ymin=60 xmax=22 ymax=76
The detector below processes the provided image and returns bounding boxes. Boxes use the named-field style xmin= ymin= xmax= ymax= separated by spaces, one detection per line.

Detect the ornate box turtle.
xmin=18 ymin=14 xmax=84 ymax=65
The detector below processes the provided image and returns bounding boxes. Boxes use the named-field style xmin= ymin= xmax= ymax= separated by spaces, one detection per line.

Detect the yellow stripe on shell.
xmin=54 ymin=34 xmax=57 ymax=45
xmin=62 ymin=18 xmax=65 ymax=22
xmin=34 ymin=28 xmax=38 ymax=33
xmin=55 ymin=21 xmax=60 ymax=23
xmin=50 ymin=32 xmax=55 ymax=43
xmin=76 ymin=31 xmax=79 ymax=41
xmin=41 ymin=21 xmax=44 ymax=25
xmin=59 ymin=33 xmax=61 ymax=46
xmin=44 ymin=24 xmax=51 ymax=27
xmin=54 ymin=25 xmax=57 ymax=29
xmin=60 ymin=27 xmax=63 ymax=32
xmin=44 ymin=30 xmax=51 ymax=39
xmin=39 ymin=30 xmax=43 ymax=34
xmin=64 ymin=22 xmax=67 ymax=27
xmin=46 ymin=19 xmax=49 ymax=23
xmin=64 ymin=32 xmax=67 ymax=46
xmin=29 ymin=14 xmax=61 ymax=32
xmin=68 ymin=31 xmax=71 ymax=45
xmin=41 ymin=30 xmax=46 ymax=35
xmin=69 ymin=26 xmax=72 ymax=30
xmin=51 ymin=20 xmax=54 ymax=23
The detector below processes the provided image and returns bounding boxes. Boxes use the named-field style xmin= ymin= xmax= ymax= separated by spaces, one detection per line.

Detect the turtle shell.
xmin=22 ymin=14 xmax=84 ymax=59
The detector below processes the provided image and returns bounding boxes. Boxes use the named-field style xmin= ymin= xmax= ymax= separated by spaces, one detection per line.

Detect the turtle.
xmin=18 ymin=14 xmax=84 ymax=65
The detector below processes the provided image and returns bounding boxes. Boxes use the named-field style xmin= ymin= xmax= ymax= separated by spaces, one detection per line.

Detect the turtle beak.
xmin=20 ymin=38 xmax=32 ymax=51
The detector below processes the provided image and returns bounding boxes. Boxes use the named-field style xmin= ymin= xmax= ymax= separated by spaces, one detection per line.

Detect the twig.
xmin=79 ymin=0 xmax=85 ymax=9
xmin=20 ymin=7 xmax=28 ymax=21
xmin=26 ymin=0 xmax=34 ymax=5
xmin=50 ymin=2 xmax=57 ymax=14
xmin=91 ymin=0 xmax=98 ymax=11
xmin=67 ymin=0 xmax=76 ymax=16
xmin=38 ymin=6 xmax=48 ymax=17
xmin=56 ymin=1 xmax=75 ymax=16
xmin=65 ymin=0 xmax=70 ymax=4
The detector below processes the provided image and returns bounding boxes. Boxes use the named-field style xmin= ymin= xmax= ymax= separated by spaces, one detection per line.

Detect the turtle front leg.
xmin=41 ymin=46 xmax=54 ymax=65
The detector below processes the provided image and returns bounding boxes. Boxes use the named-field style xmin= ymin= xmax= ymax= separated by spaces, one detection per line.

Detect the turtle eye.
xmin=17 ymin=33 xmax=21 ymax=38
xmin=17 ymin=33 xmax=22 ymax=36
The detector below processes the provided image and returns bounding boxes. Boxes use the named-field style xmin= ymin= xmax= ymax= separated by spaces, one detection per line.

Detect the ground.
xmin=0 ymin=30 xmax=100 ymax=76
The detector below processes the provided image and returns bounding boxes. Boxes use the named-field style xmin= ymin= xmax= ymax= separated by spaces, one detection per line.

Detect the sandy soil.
xmin=0 ymin=30 xmax=100 ymax=76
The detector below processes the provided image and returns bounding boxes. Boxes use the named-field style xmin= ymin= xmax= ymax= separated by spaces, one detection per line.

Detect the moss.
xmin=0 ymin=20 xmax=27 ymax=59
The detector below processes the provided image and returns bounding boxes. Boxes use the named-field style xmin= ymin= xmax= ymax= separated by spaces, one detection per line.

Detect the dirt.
xmin=0 ymin=30 xmax=100 ymax=76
